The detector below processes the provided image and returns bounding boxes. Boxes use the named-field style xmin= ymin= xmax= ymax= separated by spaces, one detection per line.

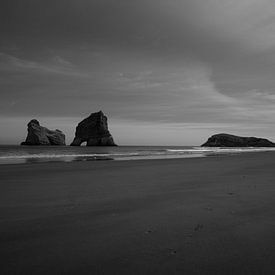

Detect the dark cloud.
xmin=1 ymin=0 xmax=275 ymax=144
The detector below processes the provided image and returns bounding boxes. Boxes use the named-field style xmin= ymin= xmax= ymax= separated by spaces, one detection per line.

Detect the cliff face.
xmin=21 ymin=119 xmax=66 ymax=145
xmin=202 ymin=133 xmax=275 ymax=147
xmin=70 ymin=111 xmax=116 ymax=146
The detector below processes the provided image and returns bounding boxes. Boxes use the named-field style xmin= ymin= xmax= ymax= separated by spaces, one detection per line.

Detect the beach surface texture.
xmin=1 ymin=152 xmax=275 ymax=274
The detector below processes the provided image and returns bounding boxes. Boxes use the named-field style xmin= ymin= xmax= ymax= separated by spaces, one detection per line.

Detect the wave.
xmin=0 ymin=153 xmax=139 ymax=159
xmin=200 ymin=147 xmax=275 ymax=152
xmin=1 ymin=146 xmax=275 ymax=164
xmin=167 ymin=147 xmax=275 ymax=153
xmin=166 ymin=148 xmax=211 ymax=153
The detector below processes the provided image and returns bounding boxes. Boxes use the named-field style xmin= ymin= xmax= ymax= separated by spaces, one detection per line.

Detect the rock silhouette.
xmin=70 ymin=111 xmax=116 ymax=146
xmin=202 ymin=133 xmax=275 ymax=147
xmin=21 ymin=119 xmax=66 ymax=145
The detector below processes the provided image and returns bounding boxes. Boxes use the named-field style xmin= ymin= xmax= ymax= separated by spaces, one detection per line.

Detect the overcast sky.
xmin=1 ymin=0 xmax=275 ymax=145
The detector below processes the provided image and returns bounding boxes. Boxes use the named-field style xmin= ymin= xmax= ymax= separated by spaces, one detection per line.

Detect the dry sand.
xmin=0 ymin=152 xmax=275 ymax=274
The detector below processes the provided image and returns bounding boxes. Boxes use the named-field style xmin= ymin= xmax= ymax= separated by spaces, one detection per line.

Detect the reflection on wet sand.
xmin=25 ymin=156 xmax=114 ymax=164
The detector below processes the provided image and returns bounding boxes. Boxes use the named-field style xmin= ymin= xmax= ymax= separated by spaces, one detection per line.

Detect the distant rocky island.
xmin=21 ymin=111 xmax=116 ymax=146
xmin=21 ymin=115 xmax=274 ymax=148
xmin=71 ymin=111 xmax=116 ymax=146
xmin=202 ymin=133 xmax=275 ymax=147
xmin=21 ymin=119 xmax=65 ymax=145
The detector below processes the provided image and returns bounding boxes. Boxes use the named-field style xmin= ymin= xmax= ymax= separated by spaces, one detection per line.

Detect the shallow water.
xmin=0 ymin=145 xmax=275 ymax=165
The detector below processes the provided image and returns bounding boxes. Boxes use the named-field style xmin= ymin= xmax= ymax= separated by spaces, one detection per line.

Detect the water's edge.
xmin=0 ymin=145 xmax=275 ymax=165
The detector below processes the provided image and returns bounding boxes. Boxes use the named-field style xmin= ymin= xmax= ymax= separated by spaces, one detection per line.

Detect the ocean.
xmin=0 ymin=145 xmax=275 ymax=165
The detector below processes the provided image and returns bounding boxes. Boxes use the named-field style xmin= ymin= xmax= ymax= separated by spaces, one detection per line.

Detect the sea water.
xmin=0 ymin=145 xmax=275 ymax=165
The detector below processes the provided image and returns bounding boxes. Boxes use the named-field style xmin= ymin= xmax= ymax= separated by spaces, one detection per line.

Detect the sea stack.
xmin=21 ymin=119 xmax=66 ymax=145
xmin=202 ymin=133 xmax=275 ymax=147
xmin=70 ymin=111 xmax=117 ymax=146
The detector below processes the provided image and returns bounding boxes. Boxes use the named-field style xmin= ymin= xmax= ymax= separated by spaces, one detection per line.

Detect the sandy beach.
xmin=1 ymin=152 xmax=275 ymax=274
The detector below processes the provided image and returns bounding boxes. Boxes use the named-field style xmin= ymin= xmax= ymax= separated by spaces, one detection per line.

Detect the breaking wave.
xmin=0 ymin=145 xmax=275 ymax=164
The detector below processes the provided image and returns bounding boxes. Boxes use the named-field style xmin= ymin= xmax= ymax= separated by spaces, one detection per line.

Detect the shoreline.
xmin=1 ymin=149 xmax=275 ymax=166
xmin=1 ymin=152 xmax=275 ymax=274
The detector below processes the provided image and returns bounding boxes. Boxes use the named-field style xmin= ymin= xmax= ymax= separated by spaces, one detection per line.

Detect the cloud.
xmin=1 ymin=1 xmax=275 ymax=144
xmin=0 ymin=52 xmax=83 ymax=76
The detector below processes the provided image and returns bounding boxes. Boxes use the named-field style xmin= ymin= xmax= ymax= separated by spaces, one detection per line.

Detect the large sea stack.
xmin=70 ymin=111 xmax=116 ymax=146
xmin=202 ymin=133 xmax=275 ymax=147
xmin=21 ymin=119 xmax=66 ymax=145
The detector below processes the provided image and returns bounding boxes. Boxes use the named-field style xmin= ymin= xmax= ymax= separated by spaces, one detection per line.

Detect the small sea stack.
xmin=70 ymin=111 xmax=117 ymax=146
xmin=202 ymin=133 xmax=275 ymax=147
xmin=21 ymin=119 xmax=66 ymax=145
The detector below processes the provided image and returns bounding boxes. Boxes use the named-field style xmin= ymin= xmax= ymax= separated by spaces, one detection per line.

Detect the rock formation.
xmin=201 ymin=133 xmax=275 ymax=147
xmin=21 ymin=119 xmax=66 ymax=145
xmin=70 ymin=111 xmax=116 ymax=146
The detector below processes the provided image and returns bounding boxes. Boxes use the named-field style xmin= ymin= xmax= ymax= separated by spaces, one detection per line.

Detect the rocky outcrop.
xmin=202 ymin=133 xmax=275 ymax=147
xmin=70 ymin=111 xmax=116 ymax=146
xmin=21 ymin=119 xmax=66 ymax=145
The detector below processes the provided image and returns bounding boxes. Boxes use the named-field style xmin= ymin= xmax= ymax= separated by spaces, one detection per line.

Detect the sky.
xmin=1 ymin=0 xmax=275 ymax=145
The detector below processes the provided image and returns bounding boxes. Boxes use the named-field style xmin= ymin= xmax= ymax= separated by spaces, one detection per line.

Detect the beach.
xmin=1 ymin=152 xmax=275 ymax=274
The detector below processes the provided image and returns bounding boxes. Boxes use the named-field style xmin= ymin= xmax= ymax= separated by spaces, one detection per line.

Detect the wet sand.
xmin=1 ymin=152 xmax=275 ymax=274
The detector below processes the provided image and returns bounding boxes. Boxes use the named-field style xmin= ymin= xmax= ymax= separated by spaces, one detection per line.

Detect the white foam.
xmin=167 ymin=149 xmax=210 ymax=152
xmin=167 ymin=147 xmax=275 ymax=154
xmin=0 ymin=152 xmax=141 ymax=159
xmin=0 ymin=147 xmax=274 ymax=163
